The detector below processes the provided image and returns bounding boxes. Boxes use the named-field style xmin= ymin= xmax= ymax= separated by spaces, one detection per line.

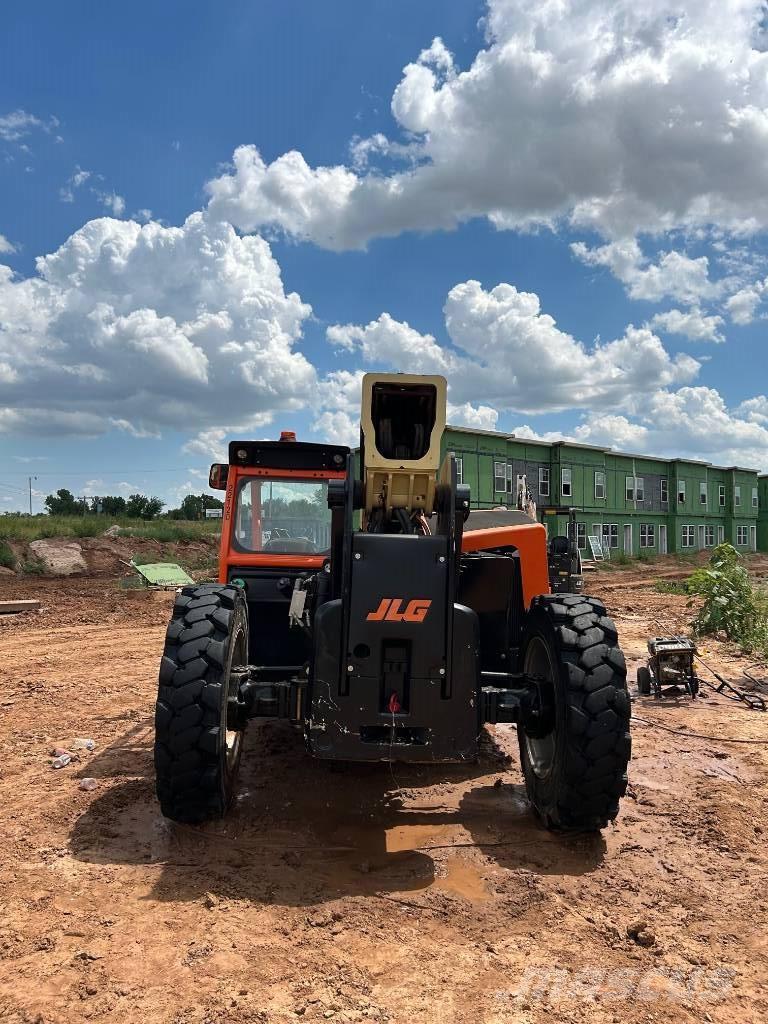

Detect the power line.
xmin=0 ymin=467 xmax=208 ymax=477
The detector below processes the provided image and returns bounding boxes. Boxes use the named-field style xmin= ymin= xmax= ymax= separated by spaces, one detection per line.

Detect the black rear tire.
xmin=154 ymin=584 xmax=248 ymax=823
xmin=517 ymin=595 xmax=631 ymax=831
xmin=637 ymin=665 xmax=652 ymax=695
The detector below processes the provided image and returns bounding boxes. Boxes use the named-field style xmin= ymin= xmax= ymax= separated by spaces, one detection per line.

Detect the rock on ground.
xmin=27 ymin=539 xmax=87 ymax=576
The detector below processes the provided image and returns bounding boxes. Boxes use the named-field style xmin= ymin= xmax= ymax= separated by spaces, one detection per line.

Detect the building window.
xmin=699 ymin=482 xmax=707 ymax=506
xmin=681 ymin=525 xmax=695 ymax=548
xmin=594 ymin=471 xmax=606 ymax=500
xmin=455 ymin=457 xmax=463 ymax=484
xmin=576 ymin=523 xmax=586 ymax=550
xmin=601 ymin=524 xmax=619 ymax=549
xmin=507 ymin=464 xmax=515 ymax=494
xmin=494 ymin=462 xmax=506 ymax=493
xmin=737 ymin=525 xmax=748 ymax=545
xmin=717 ymin=525 xmax=725 ymax=544
xmin=735 ymin=486 xmax=741 ymax=507
xmin=625 ymin=476 xmax=644 ymax=502
xmin=719 ymin=484 xmax=726 ymax=507
xmin=660 ymin=479 xmax=669 ymax=505
xmin=539 ymin=467 xmax=550 ymax=497
xmin=678 ymin=480 xmax=686 ymax=504
xmin=753 ymin=487 xmax=759 ymax=509
xmin=561 ymin=467 xmax=572 ymax=498
xmin=640 ymin=524 xmax=655 ymax=548
xmin=705 ymin=525 xmax=715 ymax=547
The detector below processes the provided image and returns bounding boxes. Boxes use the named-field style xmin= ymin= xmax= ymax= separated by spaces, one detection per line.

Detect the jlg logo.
xmin=366 ymin=598 xmax=432 ymax=623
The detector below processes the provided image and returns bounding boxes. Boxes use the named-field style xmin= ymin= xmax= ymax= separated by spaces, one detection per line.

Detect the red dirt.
xmin=0 ymin=570 xmax=767 ymax=1023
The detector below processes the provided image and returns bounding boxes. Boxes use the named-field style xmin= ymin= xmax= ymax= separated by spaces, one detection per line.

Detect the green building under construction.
xmin=441 ymin=425 xmax=767 ymax=556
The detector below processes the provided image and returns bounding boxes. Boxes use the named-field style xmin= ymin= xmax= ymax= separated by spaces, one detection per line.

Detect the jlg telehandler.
xmin=154 ymin=374 xmax=630 ymax=830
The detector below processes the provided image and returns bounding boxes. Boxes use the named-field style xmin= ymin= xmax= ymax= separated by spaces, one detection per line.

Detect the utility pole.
xmin=28 ymin=475 xmax=37 ymax=515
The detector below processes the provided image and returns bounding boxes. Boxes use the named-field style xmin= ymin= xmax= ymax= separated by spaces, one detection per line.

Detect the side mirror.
xmin=209 ymin=464 xmax=229 ymax=490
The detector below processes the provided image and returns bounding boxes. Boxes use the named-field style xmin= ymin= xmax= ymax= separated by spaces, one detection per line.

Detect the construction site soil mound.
xmin=0 ymin=532 xmax=219 ymax=581
xmin=0 ymin=568 xmax=767 ymax=1023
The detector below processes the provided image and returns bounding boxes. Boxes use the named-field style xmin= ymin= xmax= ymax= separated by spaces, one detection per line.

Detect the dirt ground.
xmin=1 ymin=566 xmax=768 ymax=1024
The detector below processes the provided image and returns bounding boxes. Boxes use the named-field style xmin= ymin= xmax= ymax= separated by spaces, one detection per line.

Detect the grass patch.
xmin=0 ymin=514 xmax=220 ymax=544
xmin=71 ymin=519 xmax=101 ymax=538
xmin=610 ymin=552 xmax=633 ymax=566
xmin=653 ymin=580 xmax=688 ymax=595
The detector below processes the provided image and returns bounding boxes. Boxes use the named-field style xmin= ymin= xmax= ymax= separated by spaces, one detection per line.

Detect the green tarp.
xmin=130 ymin=561 xmax=194 ymax=587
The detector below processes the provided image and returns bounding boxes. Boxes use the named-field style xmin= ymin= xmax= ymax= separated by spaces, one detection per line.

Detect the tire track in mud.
xmin=1 ymin=576 xmax=768 ymax=1023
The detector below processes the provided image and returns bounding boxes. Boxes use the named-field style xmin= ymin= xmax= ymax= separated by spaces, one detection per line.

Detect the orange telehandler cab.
xmin=154 ymin=374 xmax=630 ymax=831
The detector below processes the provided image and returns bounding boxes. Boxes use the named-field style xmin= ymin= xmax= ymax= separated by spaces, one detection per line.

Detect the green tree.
xmin=44 ymin=488 xmax=80 ymax=516
xmin=168 ymin=493 xmax=224 ymax=520
xmin=97 ymin=495 xmax=127 ymax=516
xmin=125 ymin=494 xmax=165 ymax=519
xmin=144 ymin=496 xmax=165 ymax=519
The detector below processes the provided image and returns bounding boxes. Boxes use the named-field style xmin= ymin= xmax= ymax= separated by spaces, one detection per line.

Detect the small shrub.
xmin=686 ymin=543 xmax=768 ymax=654
xmin=612 ymin=552 xmax=632 ymax=566
xmin=0 ymin=540 xmax=15 ymax=569
xmin=21 ymin=556 xmax=47 ymax=575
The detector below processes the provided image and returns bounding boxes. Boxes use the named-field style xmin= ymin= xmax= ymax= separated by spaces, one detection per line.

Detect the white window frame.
xmin=594 ymin=471 xmax=606 ymax=500
xmin=753 ymin=487 xmax=759 ymax=509
xmin=494 ymin=461 xmax=506 ymax=493
xmin=735 ymin=485 xmax=741 ymax=507
xmin=737 ymin=525 xmax=748 ymax=545
xmin=678 ymin=480 xmax=686 ymax=504
xmin=660 ymin=479 xmax=669 ymax=505
xmin=640 ymin=524 xmax=655 ymax=548
xmin=539 ymin=467 xmax=550 ymax=497
xmin=601 ymin=523 xmax=619 ymax=549
xmin=506 ymin=464 xmax=515 ymax=494
xmin=576 ymin=522 xmax=586 ymax=550
xmin=455 ymin=456 xmax=463 ymax=484
xmin=705 ymin=525 xmax=715 ymax=547
xmin=681 ymin=525 xmax=695 ymax=548
xmin=626 ymin=476 xmax=644 ymax=502
xmin=561 ymin=467 xmax=572 ymax=498
xmin=719 ymin=484 xmax=726 ymax=508
xmin=717 ymin=525 xmax=725 ymax=544
xmin=699 ymin=481 xmax=707 ymax=507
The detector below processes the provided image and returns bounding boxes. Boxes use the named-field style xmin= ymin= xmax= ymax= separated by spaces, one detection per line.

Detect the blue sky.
xmin=1 ymin=0 xmax=768 ymax=512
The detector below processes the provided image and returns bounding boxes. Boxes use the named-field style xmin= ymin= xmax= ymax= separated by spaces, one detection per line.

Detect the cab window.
xmin=234 ymin=478 xmax=331 ymax=554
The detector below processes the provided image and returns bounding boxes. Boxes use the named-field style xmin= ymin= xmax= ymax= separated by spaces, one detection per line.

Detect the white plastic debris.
xmin=71 ymin=738 xmax=96 ymax=751
xmin=51 ymin=754 xmax=72 ymax=769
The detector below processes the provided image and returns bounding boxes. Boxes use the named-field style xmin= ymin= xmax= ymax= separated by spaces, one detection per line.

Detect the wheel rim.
xmin=522 ymin=634 xmax=557 ymax=779
xmin=224 ymin=623 xmax=246 ymax=772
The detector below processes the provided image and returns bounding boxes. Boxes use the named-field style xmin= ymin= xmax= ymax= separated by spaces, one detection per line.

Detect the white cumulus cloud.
xmin=206 ymin=1 xmax=768 ymax=249
xmin=726 ymin=278 xmax=768 ymax=323
xmin=0 ymin=213 xmax=315 ymax=439
xmin=572 ymin=240 xmax=721 ymax=305
xmin=329 ymin=280 xmax=699 ymax=415
xmin=649 ymin=308 xmax=724 ymax=343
